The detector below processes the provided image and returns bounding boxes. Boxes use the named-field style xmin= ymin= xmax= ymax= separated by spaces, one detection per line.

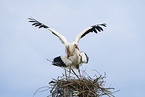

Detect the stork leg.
xmin=76 ymin=64 xmax=81 ymax=78
xmin=78 ymin=67 xmax=81 ymax=78
xmin=68 ymin=66 xmax=71 ymax=80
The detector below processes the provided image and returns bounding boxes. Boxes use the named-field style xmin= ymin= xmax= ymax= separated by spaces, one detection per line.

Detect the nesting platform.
xmin=49 ymin=72 xmax=117 ymax=97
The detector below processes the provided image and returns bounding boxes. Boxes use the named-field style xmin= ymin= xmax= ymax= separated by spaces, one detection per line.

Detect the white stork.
xmin=28 ymin=17 xmax=106 ymax=77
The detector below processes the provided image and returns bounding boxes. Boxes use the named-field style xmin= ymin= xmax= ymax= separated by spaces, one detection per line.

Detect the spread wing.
xmin=74 ymin=24 xmax=106 ymax=43
xmin=28 ymin=17 xmax=68 ymax=44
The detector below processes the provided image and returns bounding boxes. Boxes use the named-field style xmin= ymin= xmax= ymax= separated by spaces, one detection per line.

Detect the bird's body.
xmin=52 ymin=51 xmax=88 ymax=77
xmin=52 ymin=48 xmax=88 ymax=69
xmin=28 ymin=17 xmax=106 ymax=77
xmin=65 ymin=42 xmax=78 ymax=57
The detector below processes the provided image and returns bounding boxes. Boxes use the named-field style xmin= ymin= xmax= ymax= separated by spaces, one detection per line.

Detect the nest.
xmin=49 ymin=70 xmax=118 ymax=97
xmin=33 ymin=69 xmax=118 ymax=97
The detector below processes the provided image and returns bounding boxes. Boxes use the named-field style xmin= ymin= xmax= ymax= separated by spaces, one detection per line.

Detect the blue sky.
xmin=0 ymin=0 xmax=145 ymax=97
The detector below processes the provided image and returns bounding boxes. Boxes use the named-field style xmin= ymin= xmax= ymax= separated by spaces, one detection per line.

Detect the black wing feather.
xmin=100 ymin=24 xmax=107 ymax=27
xmin=81 ymin=23 xmax=106 ymax=38
xmin=28 ymin=17 xmax=49 ymax=29
xmin=95 ymin=26 xmax=103 ymax=32
xmin=52 ymin=56 xmax=66 ymax=67
xmin=81 ymin=30 xmax=90 ymax=38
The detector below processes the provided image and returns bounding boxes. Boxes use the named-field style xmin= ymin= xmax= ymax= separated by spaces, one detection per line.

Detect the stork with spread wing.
xmin=28 ymin=17 xmax=106 ymax=77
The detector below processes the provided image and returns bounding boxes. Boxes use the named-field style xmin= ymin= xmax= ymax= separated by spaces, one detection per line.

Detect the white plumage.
xmin=28 ymin=17 xmax=106 ymax=76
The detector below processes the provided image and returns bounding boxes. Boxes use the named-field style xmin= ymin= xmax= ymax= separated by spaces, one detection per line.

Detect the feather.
xmin=100 ymin=23 xmax=107 ymax=27
xmin=28 ymin=18 xmax=49 ymax=28
xmin=74 ymin=23 xmax=106 ymax=43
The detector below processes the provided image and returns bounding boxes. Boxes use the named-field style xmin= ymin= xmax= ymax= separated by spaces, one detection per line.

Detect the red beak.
xmin=75 ymin=45 xmax=79 ymax=50
xmin=67 ymin=48 xmax=70 ymax=58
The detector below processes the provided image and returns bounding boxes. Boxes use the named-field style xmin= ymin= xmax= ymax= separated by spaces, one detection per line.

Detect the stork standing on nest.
xmin=28 ymin=17 xmax=106 ymax=77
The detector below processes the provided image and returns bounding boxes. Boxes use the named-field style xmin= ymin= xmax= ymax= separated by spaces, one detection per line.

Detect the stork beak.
xmin=75 ymin=44 xmax=79 ymax=50
xmin=67 ymin=48 xmax=70 ymax=58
